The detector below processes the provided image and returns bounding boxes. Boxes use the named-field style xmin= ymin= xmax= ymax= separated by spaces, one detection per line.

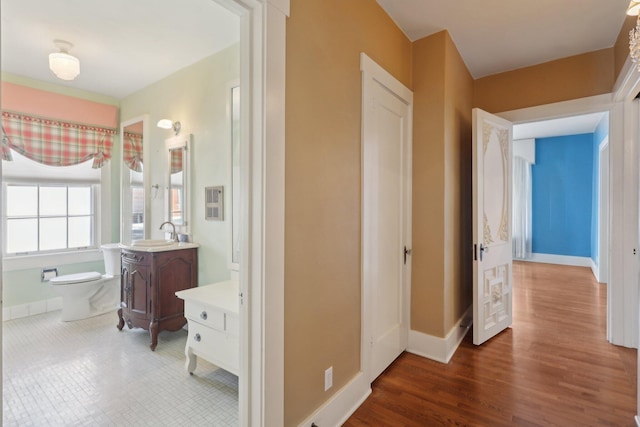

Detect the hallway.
xmin=345 ymin=262 xmax=637 ymax=426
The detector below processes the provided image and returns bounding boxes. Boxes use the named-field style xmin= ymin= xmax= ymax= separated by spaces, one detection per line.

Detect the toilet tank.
xmin=101 ymin=243 xmax=122 ymax=276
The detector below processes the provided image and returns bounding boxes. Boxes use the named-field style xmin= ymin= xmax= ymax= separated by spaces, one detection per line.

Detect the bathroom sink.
xmin=120 ymin=240 xmax=199 ymax=252
xmin=130 ymin=239 xmax=176 ymax=247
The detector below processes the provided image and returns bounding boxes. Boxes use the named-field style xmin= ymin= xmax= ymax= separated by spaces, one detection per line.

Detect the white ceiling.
xmin=513 ymin=112 xmax=607 ymax=140
xmin=377 ymin=1 xmax=623 ymax=137
xmin=0 ymin=0 xmax=239 ymax=99
xmin=377 ymin=0 xmax=631 ymax=79
xmin=0 ymin=1 xmax=621 ymax=139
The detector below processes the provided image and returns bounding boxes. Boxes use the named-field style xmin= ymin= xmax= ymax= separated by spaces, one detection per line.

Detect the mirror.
xmin=120 ymin=115 xmax=149 ymax=243
xmin=166 ymin=134 xmax=191 ymax=229
xmin=230 ymin=85 xmax=240 ymax=269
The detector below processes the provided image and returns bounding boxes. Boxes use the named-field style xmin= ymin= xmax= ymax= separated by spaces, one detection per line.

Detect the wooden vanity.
xmin=117 ymin=244 xmax=198 ymax=350
xmin=175 ymin=280 xmax=239 ymax=376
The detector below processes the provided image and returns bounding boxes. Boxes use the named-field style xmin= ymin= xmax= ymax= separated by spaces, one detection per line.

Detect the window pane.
xmin=69 ymin=187 xmax=92 ymax=215
xmin=40 ymin=187 xmax=67 ymax=216
xmin=7 ymin=186 xmax=37 ymax=216
xmin=40 ymin=218 xmax=67 ymax=251
xmin=69 ymin=216 xmax=92 ymax=248
xmin=6 ymin=218 xmax=38 ymax=253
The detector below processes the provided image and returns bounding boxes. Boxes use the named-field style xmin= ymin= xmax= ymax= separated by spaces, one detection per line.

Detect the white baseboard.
xmin=518 ymin=253 xmax=592 ymax=268
xmin=635 ymin=415 xmax=640 ymax=426
xmin=407 ymin=306 xmax=472 ymax=364
xmin=589 ymin=258 xmax=601 ymax=282
xmin=297 ymin=372 xmax=371 ymax=427
xmin=3 ymin=297 xmax=62 ymax=321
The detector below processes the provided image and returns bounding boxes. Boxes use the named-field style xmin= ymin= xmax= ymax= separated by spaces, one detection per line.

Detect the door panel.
xmin=472 ymin=108 xmax=513 ymax=345
xmin=362 ymin=54 xmax=412 ymax=382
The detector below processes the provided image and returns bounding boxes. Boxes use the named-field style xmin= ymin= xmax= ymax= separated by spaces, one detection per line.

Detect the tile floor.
xmin=3 ymin=311 xmax=238 ymax=426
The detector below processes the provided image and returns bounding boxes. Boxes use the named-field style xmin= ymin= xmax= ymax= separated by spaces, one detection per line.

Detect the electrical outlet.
xmin=324 ymin=366 xmax=333 ymax=391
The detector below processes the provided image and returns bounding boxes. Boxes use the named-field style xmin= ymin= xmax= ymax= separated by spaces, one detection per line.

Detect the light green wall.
xmin=2 ymin=44 xmax=238 ymax=308
xmin=3 ymin=261 xmax=104 ymax=306
xmin=120 ymin=44 xmax=240 ymax=285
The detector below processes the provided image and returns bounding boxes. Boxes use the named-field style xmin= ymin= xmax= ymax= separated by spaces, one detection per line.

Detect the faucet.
xmin=159 ymin=221 xmax=178 ymax=242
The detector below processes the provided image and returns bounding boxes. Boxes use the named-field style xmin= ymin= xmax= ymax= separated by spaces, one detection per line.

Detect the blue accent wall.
xmin=532 ymin=134 xmax=594 ymax=257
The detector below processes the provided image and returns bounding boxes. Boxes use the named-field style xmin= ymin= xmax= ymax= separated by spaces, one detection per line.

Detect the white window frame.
xmin=2 ymin=166 xmax=111 ymax=271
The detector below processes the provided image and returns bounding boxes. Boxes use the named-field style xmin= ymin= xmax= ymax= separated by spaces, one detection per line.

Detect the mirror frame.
xmin=228 ymin=82 xmax=240 ymax=271
xmin=165 ymin=134 xmax=191 ymax=232
xmin=120 ymin=114 xmax=150 ymax=244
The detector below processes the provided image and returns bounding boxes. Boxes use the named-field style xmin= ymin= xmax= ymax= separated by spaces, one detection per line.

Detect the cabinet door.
xmin=128 ymin=264 xmax=150 ymax=320
xmin=155 ymin=250 xmax=197 ymax=319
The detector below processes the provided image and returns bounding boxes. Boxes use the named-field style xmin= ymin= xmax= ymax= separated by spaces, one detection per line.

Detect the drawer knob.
xmin=194 ymin=333 xmax=201 ymax=342
xmin=200 ymin=311 xmax=208 ymax=320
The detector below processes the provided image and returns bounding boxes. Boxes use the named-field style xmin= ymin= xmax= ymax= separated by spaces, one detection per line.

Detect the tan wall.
xmin=473 ymin=49 xmax=614 ymax=113
xmin=411 ymin=32 xmax=447 ymax=336
xmin=443 ymin=34 xmax=474 ymax=331
xmin=411 ymin=31 xmax=473 ymax=337
xmin=284 ymin=0 xmax=412 ymax=425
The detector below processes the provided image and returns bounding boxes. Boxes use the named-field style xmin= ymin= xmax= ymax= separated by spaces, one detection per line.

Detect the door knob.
xmin=479 ymin=243 xmax=489 ymax=261
xmin=404 ymin=246 xmax=412 ymax=264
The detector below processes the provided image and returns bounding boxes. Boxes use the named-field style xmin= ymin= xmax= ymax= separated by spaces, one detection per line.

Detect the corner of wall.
xmin=407 ymin=305 xmax=472 ymax=363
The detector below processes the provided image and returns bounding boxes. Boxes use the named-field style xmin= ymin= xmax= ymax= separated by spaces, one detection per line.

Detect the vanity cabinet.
xmin=117 ymin=247 xmax=198 ymax=350
xmin=175 ymin=280 xmax=239 ymax=376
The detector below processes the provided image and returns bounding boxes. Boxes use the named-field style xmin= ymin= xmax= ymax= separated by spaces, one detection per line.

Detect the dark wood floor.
xmin=344 ymin=262 xmax=637 ymax=426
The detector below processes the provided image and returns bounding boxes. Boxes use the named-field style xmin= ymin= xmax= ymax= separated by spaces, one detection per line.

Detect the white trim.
xmin=635 ymin=415 xmax=640 ymax=427
xmin=598 ymin=137 xmax=610 ymax=285
xmin=226 ymin=79 xmax=241 ymax=273
xmin=3 ymin=249 xmax=103 ymax=271
xmin=517 ymin=253 xmax=593 ymax=267
xmin=261 ymin=3 xmax=286 ymax=425
xmin=407 ymin=305 xmax=472 ymax=364
xmin=119 ymin=114 xmax=149 ymax=243
xmin=589 ymin=258 xmax=600 ymax=281
xmin=297 ymin=373 xmax=371 ymax=427
xmin=2 ymin=297 xmax=62 ymax=321
xmin=212 ymin=1 xmax=287 ymax=425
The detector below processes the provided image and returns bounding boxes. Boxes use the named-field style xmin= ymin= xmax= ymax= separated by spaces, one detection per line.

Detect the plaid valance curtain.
xmin=123 ymin=131 xmax=143 ymax=172
xmin=170 ymin=148 xmax=183 ymax=174
xmin=1 ymin=111 xmax=115 ymax=168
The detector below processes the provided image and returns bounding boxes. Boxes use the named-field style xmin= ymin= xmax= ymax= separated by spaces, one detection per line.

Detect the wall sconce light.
xmin=157 ymin=119 xmax=181 ymax=135
xmin=49 ymin=40 xmax=80 ymax=81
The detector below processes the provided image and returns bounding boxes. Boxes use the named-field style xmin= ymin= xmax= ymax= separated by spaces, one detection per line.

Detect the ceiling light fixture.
xmin=629 ymin=2 xmax=640 ymax=71
xmin=49 ymin=40 xmax=80 ymax=81
xmin=157 ymin=119 xmax=181 ymax=135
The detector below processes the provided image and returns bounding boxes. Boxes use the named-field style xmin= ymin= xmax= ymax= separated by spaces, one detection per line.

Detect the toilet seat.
xmin=49 ymin=271 xmax=102 ymax=285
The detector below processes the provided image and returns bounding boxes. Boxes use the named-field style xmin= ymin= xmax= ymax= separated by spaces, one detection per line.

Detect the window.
xmin=5 ymin=184 xmax=96 ymax=254
xmin=2 ymin=151 xmax=106 ymax=261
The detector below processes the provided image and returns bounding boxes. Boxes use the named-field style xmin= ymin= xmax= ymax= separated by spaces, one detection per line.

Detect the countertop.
xmin=175 ymin=280 xmax=239 ymax=315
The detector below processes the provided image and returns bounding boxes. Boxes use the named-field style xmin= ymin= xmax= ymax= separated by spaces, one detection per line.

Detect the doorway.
xmin=0 ymin=0 xmax=287 ymax=425
xmin=511 ymin=111 xmax=610 ymax=282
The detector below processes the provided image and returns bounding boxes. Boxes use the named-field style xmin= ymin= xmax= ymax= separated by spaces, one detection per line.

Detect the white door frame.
xmin=217 ymin=0 xmax=289 ymax=426
xmin=598 ymin=137 xmax=610 ymax=285
xmin=499 ymin=91 xmax=638 ymax=349
xmin=360 ymin=52 xmax=413 ymax=382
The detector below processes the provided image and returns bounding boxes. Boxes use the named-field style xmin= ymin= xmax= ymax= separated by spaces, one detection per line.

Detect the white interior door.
xmin=472 ymin=108 xmax=513 ymax=345
xmin=361 ymin=53 xmax=412 ymax=382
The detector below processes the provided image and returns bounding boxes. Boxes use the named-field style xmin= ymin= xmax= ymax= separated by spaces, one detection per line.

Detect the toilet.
xmin=49 ymin=243 xmax=121 ymax=321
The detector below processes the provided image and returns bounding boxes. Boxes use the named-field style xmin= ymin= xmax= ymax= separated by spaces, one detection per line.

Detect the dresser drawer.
xmin=187 ymin=320 xmax=239 ymax=374
xmin=184 ymin=301 xmax=225 ymax=331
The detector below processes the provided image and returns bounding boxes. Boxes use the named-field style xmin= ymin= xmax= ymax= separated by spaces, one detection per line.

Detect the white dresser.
xmin=175 ymin=280 xmax=239 ymax=376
